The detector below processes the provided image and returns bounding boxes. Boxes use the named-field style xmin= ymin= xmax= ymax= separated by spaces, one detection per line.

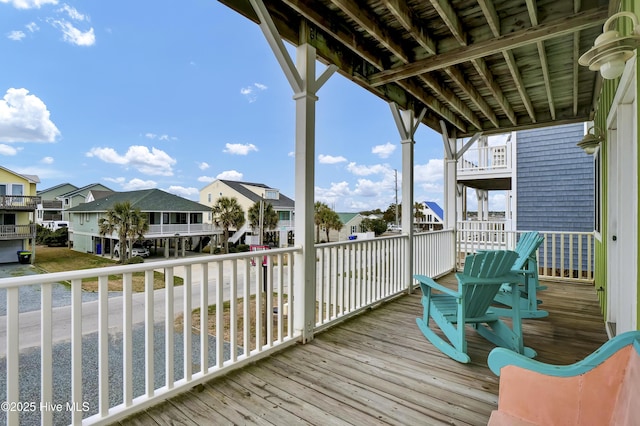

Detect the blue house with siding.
xmin=515 ymin=123 xmax=594 ymax=277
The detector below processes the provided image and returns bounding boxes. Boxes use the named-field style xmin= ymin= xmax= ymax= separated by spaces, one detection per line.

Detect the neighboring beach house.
xmin=36 ymin=183 xmax=114 ymax=225
xmin=199 ymin=179 xmax=295 ymax=247
xmin=66 ymin=188 xmax=215 ymax=257
xmin=323 ymin=212 xmax=365 ymax=242
xmin=0 ymin=166 xmax=39 ymax=263
xmin=415 ymin=201 xmax=444 ymax=231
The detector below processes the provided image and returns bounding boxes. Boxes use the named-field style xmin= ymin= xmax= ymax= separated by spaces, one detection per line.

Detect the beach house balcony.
xmin=457 ymin=141 xmax=513 ymax=191
xmin=3 ymin=0 xmax=638 ymax=424
xmin=0 ymin=230 xmax=603 ymax=425
xmin=0 ymin=195 xmax=40 ymax=211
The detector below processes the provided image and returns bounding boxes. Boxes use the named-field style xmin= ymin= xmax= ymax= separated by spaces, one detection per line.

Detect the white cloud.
xmin=0 ymin=88 xmax=60 ymax=142
xmin=216 ymin=170 xmax=243 ymax=180
xmin=197 ymin=175 xmax=215 ymax=183
xmin=145 ymin=132 xmax=175 ymax=141
xmin=0 ymin=144 xmax=20 ymax=155
xmin=86 ymin=145 xmax=177 ymax=176
xmin=371 ymin=142 xmax=396 ymax=159
xmin=104 ymin=177 xmax=126 ymax=185
xmin=353 ymin=179 xmax=379 ymax=197
xmin=7 ymin=31 xmax=25 ymax=41
xmin=346 ymin=162 xmax=392 ymax=176
xmin=122 ymin=178 xmax=157 ymax=191
xmin=240 ymin=83 xmax=267 ymax=103
xmin=223 ymin=143 xmax=257 ymax=155
xmin=197 ymin=161 xmax=209 ymax=170
xmin=26 ymin=22 xmax=39 ymax=32
xmin=40 ymin=156 xmax=54 ymax=164
xmin=164 ymin=185 xmax=199 ymax=200
xmin=58 ymin=4 xmax=86 ymax=21
xmin=1 ymin=0 xmax=58 ymax=9
xmin=414 ymin=159 xmax=443 ymax=182
xmin=50 ymin=19 xmax=95 ymax=46
xmin=318 ymin=154 xmax=347 ymax=164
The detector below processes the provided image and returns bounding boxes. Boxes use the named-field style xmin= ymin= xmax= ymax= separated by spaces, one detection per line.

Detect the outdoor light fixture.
xmin=579 ymin=11 xmax=640 ymax=79
xmin=577 ymin=127 xmax=604 ymax=155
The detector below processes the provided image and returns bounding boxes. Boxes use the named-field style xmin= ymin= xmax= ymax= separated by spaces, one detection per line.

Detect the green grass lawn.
xmin=35 ymin=245 xmax=183 ymax=292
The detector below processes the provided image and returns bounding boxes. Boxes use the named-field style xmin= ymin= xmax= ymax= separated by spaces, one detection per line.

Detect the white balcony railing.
xmin=146 ymin=223 xmax=218 ymax=236
xmin=457 ymin=144 xmax=510 ymax=173
xmin=456 ymin=225 xmax=595 ymax=283
xmin=0 ymin=230 xmax=461 ymax=425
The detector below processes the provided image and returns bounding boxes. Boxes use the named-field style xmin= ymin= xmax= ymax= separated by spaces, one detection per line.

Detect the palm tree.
xmin=212 ymin=196 xmax=245 ymax=253
xmin=314 ymin=201 xmax=326 ymax=243
xmin=314 ymin=202 xmax=342 ymax=242
xmin=248 ymin=200 xmax=279 ymax=244
xmin=98 ymin=201 xmax=149 ymax=262
xmin=414 ymin=202 xmax=425 ymax=221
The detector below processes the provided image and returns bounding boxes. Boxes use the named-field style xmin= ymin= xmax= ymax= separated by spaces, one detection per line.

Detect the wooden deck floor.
xmin=121 ymin=275 xmax=608 ymax=426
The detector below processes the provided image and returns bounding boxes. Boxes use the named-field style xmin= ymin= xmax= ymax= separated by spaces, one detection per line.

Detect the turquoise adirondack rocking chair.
xmin=415 ymin=250 xmax=536 ymax=363
xmin=492 ymin=231 xmax=547 ymax=319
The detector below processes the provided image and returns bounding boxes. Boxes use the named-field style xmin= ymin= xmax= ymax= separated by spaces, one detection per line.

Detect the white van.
xmin=42 ymin=221 xmax=69 ymax=231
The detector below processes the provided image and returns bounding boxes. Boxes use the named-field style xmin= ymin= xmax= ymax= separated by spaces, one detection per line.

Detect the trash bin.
xmin=348 ymin=235 xmax=357 ymax=240
xmin=17 ymin=250 xmax=31 ymax=264
xmin=96 ymin=243 xmax=102 ymax=255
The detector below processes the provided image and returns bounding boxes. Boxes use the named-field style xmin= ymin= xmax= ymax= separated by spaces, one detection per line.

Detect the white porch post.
xmin=390 ymin=103 xmax=425 ymax=293
xmin=441 ymin=122 xmax=457 ymax=229
xmin=249 ymin=0 xmax=336 ymax=343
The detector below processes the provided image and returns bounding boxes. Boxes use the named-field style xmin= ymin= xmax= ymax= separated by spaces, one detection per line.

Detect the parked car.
xmin=113 ymin=242 xmax=150 ymax=258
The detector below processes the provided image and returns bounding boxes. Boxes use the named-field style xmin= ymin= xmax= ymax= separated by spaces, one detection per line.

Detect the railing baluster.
xmin=98 ymin=275 xmax=109 ymax=417
xmin=71 ymin=278 xmax=82 ymax=424
xmin=200 ymin=263 xmax=208 ymax=373
xmin=144 ymin=270 xmax=155 ymax=397
xmin=123 ymin=273 xmax=133 ymax=404
xmin=183 ymin=265 xmax=192 ymax=382
xmin=41 ymin=283 xmax=53 ymax=425
xmin=216 ymin=262 xmax=224 ymax=363
xmin=164 ymin=268 xmax=174 ymax=388
xmin=230 ymin=259 xmax=238 ymax=360
xmin=6 ymin=287 xmax=19 ymax=426
xmin=243 ymin=259 xmax=250 ymax=355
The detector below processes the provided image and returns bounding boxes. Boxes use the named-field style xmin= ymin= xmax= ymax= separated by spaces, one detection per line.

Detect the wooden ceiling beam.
xmin=329 ymin=0 xmax=411 ymax=63
xmin=503 ymin=50 xmax=537 ymax=123
xmin=526 ymin=0 xmax=555 ymax=120
xmin=429 ymin=0 xmax=467 ymax=46
xmin=445 ymin=66 xmax=499 ymax=128
xmin=382 ymin=0 xmax=436 ymax=54
xmin=331 ymin=0 xmax=475 ymax=130
xmin=368 ymin=6 xmax=608 ymax=87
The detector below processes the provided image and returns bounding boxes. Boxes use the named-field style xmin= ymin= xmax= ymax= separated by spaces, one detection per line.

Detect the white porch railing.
xmin=0 ymin=248 xmax=298 ymax=425
xmin=0 ymin=229 xmax=488 ymax=425
xmin=457 ymin=144 xmax=510 ymax=172
xmin=147 ymin=223 xmax=218 ymax=236
xmin=456 ymin=227 xmax=595 ymax=283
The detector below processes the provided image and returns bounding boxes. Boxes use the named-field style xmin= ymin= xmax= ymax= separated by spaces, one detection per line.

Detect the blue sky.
xmin=1 ymin=0 xmax=505 ymax=212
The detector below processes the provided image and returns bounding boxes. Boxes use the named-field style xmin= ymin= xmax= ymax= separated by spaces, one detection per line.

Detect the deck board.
xmin=121 ymin=275 xmax=608 ymax=426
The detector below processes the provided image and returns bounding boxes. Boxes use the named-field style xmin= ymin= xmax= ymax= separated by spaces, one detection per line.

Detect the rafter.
xmin=368 ymin=6 xmax=608 ymax=87
xmin=503 ymin=50 xmax=536 ymax=123
xmin=330 ymin=0 xmax=411 ymax=63
xmin=445 ymin=66 xmax=499 ymax=127
xmin=526 ymin=0 xmax=555 ymax=120
xmin=429 ymin=0 xmax=467 ymax=45
xmin=382 ymin=0 xmax=436 ymax=54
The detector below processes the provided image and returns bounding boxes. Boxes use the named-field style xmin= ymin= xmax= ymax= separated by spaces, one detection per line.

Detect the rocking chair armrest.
xmin=414 ymin=274 xmax=461 ymax=298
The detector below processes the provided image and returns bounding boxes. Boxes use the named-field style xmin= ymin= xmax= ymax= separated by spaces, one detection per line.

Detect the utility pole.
xmin=259 ymin=196 xmax=264 ymax=245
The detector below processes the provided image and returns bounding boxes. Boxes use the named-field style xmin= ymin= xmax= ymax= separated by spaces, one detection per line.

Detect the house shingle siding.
xmin=516 ymin=123 xmax=594 ymax=272
xmin=516 ymin=123 xmax=594 ymax=233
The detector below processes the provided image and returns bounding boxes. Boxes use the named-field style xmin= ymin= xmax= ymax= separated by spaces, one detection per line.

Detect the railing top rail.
xmin=0 ymin=246 xmax=302 ymax=289
xmin=315 ymin=234 xmax=407 ymax=248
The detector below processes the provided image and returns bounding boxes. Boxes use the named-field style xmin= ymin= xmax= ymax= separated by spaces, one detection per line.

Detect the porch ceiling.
xmin=218 ymin=0 xmax=616 ymax=138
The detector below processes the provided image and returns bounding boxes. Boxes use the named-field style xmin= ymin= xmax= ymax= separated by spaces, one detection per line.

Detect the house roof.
xmin=424 ymin=201 xmax=444 ymax=220
xmin=60 ymin=183 xmax=113 ymax=198
xmin=219 ymin=180 xmax=295 ymax=208
xmin=219 ymin=0 xmax=609 ymax=138
xmin=66 ymin=189 xmax=211 ymax=212
xmin=38 ymin=183 xmax=78 ymax=195
xmin=337 ymin=212 xmax=360 ymax=225
xmin=0 ymin=165 xmax=40 ymax=184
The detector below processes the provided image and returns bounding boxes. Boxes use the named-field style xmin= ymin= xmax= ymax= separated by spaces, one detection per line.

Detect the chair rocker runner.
xmin=492 ymin=231 xmax=547 ymax=319
xmin=415 ymin=250 xmax=536 ymax=363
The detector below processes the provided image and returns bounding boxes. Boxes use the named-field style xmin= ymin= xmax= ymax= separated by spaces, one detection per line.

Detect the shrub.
xmin=124 ymin=256 xmax=144 ymax=264
xmin=237 ymin=244 xmax=250 ymax=252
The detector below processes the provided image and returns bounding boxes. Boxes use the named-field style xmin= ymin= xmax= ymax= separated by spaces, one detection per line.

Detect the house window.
xmin=190 ymin=213 xmax=202 ymax=224
xmin=278 ymin=211 xmax=290 ymax=221
xmin=0 ymin=185 xmax=5 ymax=196
xmin=350 ymin=225 xmax=357 ymax=234
xmin=594 ymin=149 xmax=601 ymax=234
xmin=207 ymin=193 xmax=212 ymax=203
xmin=11 ymin=184 xmax=23 ymax=196
xmin=265 ymin=190 xmax=279 ymax=200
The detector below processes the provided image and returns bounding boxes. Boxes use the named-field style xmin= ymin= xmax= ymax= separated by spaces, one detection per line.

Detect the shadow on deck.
xmin=122 ymin=274 xmax=607 ymax=425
